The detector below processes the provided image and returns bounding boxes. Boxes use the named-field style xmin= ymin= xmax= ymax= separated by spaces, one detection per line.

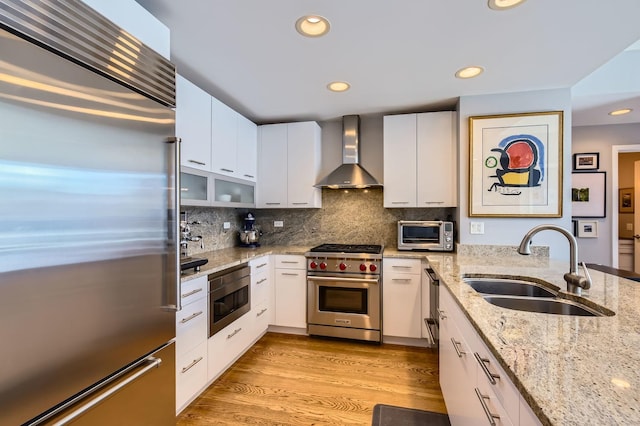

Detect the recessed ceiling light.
xmin=295 ymin=15 xmax=330 ymax=37
xmin=609 ymin=108 xmax=632 ymax=116
xmin=455 ymin=66 xmax=484 ymax=79
xmin=327 ymin=81 xmax=350 ymax=92
xmin=488 ymin=0 xmax=527 ymax=10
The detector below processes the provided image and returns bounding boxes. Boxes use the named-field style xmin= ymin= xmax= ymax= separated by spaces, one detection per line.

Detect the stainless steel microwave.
xmin=397 ymin=220 xmax=454 ymax=251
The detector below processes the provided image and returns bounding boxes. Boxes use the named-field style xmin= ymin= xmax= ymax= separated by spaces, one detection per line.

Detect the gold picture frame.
xmin=469 ymin=111 xmax=563 ymax=217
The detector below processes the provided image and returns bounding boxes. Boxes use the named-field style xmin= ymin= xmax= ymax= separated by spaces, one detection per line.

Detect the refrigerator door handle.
xmin=50 ymin=357 xmax=163 ymax=426
xmin=167 ymin=137 xmax=181 ymax=312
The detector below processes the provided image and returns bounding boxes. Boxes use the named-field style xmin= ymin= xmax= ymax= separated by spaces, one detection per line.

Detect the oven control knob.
xmin=369 ymin=264 xmax=377 ymax=272
xmin=339 ymin=262 xmax=347 ymax=271
xmin=360 ymin=264 xmax=367 ymax=272
xmin=319 ymin=262 xmax=327 ymax=270
xmin=310 ymin=261 xmax=318 ymax=269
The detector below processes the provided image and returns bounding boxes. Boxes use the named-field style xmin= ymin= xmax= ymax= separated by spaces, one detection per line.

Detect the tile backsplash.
xmin=181 ymin=188 xmax=455 ymax=256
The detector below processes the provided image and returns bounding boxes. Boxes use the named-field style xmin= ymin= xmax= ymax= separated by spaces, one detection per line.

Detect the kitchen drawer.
xmin=253 ymin=300 xmax=271 ymax=338
xmin=250 ymin=256 xmax=272 ymax=305
xmin=474 ymin=382 xmax=515 ymax=426
xmin=176 ymin=340 xmax=207 ymax=412
xmin=208 ymin=311 xmax=252 ymax=381
xmin=384 ymin=258 xmax=421 ymax=275
xmin=180 ymin=275 xmax=207 ymax=307
xmin=275 ymin=255 xmax=305 ymax=270
xmin=176 ymin=296 xmax=207 ymax=357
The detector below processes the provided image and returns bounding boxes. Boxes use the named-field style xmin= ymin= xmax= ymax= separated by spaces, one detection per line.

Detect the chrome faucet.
xmin=517 ymin=224 xmax=592 ymax=296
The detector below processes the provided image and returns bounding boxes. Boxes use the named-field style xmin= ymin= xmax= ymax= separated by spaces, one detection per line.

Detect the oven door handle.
xmin=307 ymin=275 xmax=380 ymax=284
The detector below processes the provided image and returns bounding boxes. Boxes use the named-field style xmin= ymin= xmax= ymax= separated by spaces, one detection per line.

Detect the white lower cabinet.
xmin=440 ymin=285 xmax=540 ymax=426
xmin=274 ymin=255 xmax=307 ymax=328
xmin=175 ymin=276 xmax=208 ymax=413
xmin=383 ymin=258 xmax=422 ymax=338
xmin=250 ymin=256 xmax=273 ymax=338
xmin=207 ymin=310 xmax=252 ymax=382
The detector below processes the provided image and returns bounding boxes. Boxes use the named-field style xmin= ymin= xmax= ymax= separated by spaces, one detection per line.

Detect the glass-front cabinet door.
xmin=180 ymin=166 xmax=211 ymax=206
xmin=180 ymin=166 xmax=255 ymax=207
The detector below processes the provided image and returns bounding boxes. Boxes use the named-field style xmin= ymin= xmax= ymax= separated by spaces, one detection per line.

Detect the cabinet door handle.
xmin=179 ymin=310 xmax=203 ymax=324
xmin=256 ymin=263 xmax=268 ymax=269
xmin=227 ymin=327 xmax=242 ymax=339
xmin=265 ymin=202 xmax=281 ymax=205
xmin=437 ymin=309 xmax=446 ymax=320
xmin=391 ymin=278 xmax=411 ymax=283
xmin=244 ymin=174 xmax=254 ymax=178
xmin=256 ymin=308 xmax=268 ymax=317
xmin=474 ymin=352 xmax=500 ymax=384
xmin=291 ymin=202 xmax=308 ymax=205
xmin=187 ymin=159 xmax=206 ymax=166
xmin=281 ymin=261 xmax=299 ymax=264
xmin=220 ymin=168 xmax=234 ymax=173
xmin=424 ymin=201 xmax=444 ymax=204
xmin=392 ymin=265 xmax=412 ymax=269
xmin=181 ymin=287 xmax=203 ymax=298
xmin=391 ymin=201 xmax=409 ymax=204
xmin=181 ymin=356 xmax=204 ymax=374
xmin=281 ymin=272 xmax=299 ymax=276
xmin=450 ymin=338 xmax=465 ymax=357
xmin=474 ymin=388 xmax=500 ymax=426
xmin=256 ymin=278 xmax=267 ymax=285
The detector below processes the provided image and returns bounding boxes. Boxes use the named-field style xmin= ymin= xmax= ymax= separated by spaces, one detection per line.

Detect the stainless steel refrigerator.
xmin=0 ymin=1 xmax=179 ymax=424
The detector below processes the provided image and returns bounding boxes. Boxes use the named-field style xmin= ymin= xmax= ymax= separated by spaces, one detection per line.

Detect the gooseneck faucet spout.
xmin=517 ymin=224 xmax=592 ymax=295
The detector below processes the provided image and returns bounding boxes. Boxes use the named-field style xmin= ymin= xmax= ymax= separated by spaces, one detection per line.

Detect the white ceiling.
xmin=135 ymin=0 xmax=640 ymax=126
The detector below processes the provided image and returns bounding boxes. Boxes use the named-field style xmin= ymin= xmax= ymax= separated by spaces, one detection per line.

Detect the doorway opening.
xmin=611 ymin=144 xmax=640 ymax=271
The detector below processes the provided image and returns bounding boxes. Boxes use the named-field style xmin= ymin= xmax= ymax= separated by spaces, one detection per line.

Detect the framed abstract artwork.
xmin=469 ymin=111 xmax=563 ymax=217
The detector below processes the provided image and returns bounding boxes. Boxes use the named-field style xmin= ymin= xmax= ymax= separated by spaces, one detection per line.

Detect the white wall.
xmin=457 ymin=89 xmax=573 ymax=260
xmin=572 ymin=123 xmax=640 ymax=266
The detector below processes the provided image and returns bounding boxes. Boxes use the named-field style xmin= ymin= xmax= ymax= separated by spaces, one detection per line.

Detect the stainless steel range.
xmin=306 ymin=244 xmax=383 ymax=343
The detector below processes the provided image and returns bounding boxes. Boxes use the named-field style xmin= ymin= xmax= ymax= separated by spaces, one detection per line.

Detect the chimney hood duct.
xmin=315 ymin=115 xmax=382 ymax=189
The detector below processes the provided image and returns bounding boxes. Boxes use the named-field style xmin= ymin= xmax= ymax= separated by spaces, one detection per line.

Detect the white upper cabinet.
xmin=257 ymin=121 xmax=321 ymax=208
xmin=236 ymin=114 xmax=258 ymax=181
xmin=211 ymin=97 xmax=238 ymax=177
xmin=211 ymin=97 xmax=258 ymax=182
xmin=176 ymin=75 xmax=212 ymax=171
xmin=383 ymin=111 xmax=457 ymax=208
xmin=81 ymin=0 xmax=170 ymax=58
xmin=416 ymin=112 xmax=457 ymax=207
xmin=383 ymin=114 xmax=417 ymax=207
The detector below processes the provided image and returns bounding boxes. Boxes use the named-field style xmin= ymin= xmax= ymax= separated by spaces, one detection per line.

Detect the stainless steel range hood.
xmin=315 ymin=115 xmax=382 ymax=189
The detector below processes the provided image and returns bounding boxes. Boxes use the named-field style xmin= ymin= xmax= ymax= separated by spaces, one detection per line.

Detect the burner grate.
xmin=309 ymin=244 xmax=383 ymax=255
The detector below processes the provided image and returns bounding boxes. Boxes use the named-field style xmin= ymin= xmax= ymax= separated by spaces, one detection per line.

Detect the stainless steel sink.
xmin=464 ymin=277 xmax=557 ymax=297
xmin=482 ymin=296 xmax=603 ymax=316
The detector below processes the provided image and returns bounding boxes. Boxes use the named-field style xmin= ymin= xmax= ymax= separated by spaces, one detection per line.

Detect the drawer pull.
xmin=220 ymin=168 xmax=234 ymax=173
xmin=227 ymin=327 xmax=242 ymax=339
xmin=179 ymin=311 xmax=203 ymax=324
xmin=450 ymin=338 xmax=465 ymax=357
xmin=265 ymin=202 xmax=281 ymax=205
xmin=392 ymin=265 xmax=412 ymax=269
xmin=256 ymin=278 xmax=268 ymax=285
xmin=474 ymin=388 xmax=500 ymax=426
xmin=256 ymin=263 xmax=268 ymax=269
xmin=291 ymin=202 xmax=308 ymax=205
xmin=244 ymin=174 xmax=254 ymax=178
xmin=281 ymin=260 xmax=299 ymax=264
xmin=181 ymin=288 xmax=203 ymax=298
xmin=437 ymin=309 xmax=447 ymax=320
xmin=187 ymin=159 xmax=206 ymax=166
xmin=181 ymin=356 xmax=204 ymax=374
xmin=257 ymin=308 xmax=268 ymax=317
xmin=475 ymin=352 xmax=500 ymax=384
xmin=391 ymin=201 xmax=409 ymax=204
xmin=281 ymin=272 xmax=299 ymax=276
xmin=424 ymin=201 xmax=445 ymax=204
xmin=391 ymin=278 xmax=411 ymax=283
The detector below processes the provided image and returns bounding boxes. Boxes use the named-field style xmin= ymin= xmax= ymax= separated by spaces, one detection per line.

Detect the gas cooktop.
xmin=307 ymin=244 xmax=383 ymax=255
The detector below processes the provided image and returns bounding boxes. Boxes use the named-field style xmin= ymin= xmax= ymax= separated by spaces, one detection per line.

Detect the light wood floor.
xmin=177 ymin=332 xmax=446 ymax=425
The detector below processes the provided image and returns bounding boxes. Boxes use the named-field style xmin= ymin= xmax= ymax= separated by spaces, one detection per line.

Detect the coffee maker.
xmin=239 ymin=212 xmax=261 ymax=247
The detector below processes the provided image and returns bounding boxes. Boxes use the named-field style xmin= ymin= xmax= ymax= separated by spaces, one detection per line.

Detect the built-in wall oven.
xmin=208 ymin=265 xmax=250 ymax=337
xmin=306 ymin=244 xmax=383 ymax=343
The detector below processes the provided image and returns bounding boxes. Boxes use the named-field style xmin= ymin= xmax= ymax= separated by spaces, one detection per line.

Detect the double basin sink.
xmin=463 ymin=276 xmax=612 ymax=317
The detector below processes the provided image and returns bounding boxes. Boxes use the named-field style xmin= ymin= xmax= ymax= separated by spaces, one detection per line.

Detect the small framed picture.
xmin=619 ymin=187 xmax=634 ymax=213
xmin=577 ymin=220 xmax=599 ymax=238
xmin=573 ymin=152 xmax=599 ymax=170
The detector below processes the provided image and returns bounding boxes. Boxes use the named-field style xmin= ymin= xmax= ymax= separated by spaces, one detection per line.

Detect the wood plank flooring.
xmin=178 ymin=332 xmax=446 ymax=425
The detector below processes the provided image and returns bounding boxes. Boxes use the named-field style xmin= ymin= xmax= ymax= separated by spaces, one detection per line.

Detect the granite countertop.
xmin=425 ymin=252 xmax=640 ymax=426
xmin=180 ymin=245 xmax=311 ymax=282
